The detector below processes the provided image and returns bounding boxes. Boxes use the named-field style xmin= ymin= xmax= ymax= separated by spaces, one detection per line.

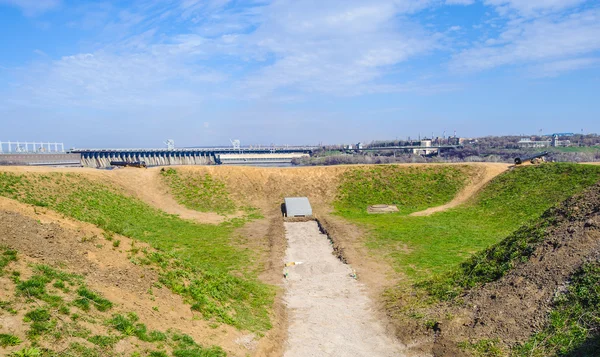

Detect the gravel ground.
xmin=283 ymin=221 xmax=406 ymax=357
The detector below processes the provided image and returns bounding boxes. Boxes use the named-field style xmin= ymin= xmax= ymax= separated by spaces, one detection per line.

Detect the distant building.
xmin=413 ymin=139 xmax=437 ymax=155
xmin=551 ymin=134 xmax=571 ymax=147
xmin=518 ymin=138 xmax=551 ymax=148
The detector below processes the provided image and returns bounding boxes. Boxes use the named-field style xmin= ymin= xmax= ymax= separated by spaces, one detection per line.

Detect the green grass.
xmin=16 ymin=264 xmax=82 ymax=304
xmin=73 ymin=287 xmax=113 ymax=312
xmin=24 ymin=308 xmax=51 ymax=322
xmin=1 ymin=248 xmax=227 ymax=356
xmin=0 ymin=247 xmax=18 ymax=275
xmin=0 ymin=172 xmax=272 ymax=332
xmin=0 ymin=333 xmax=22 ymax=347
xmin=336 ymin=163 xmax=600 ymax=282
xmin=549 ymin=146 xmax=600 ymax=153
xmin=108 ymin=313 xmax=166 ymax=342
xmin=513 ymin=260 xmax=600 ymax=356
xmin=9 ymin=347 xmax=41 ymax=357
xmin=87 ymin=335 xmax=119 ymax=348
xmin=160 ymin=168 xmax=236 ymax=214
xmin=419 ymin=215 xmax=553 ymax=300
xmin=335 ymin=165 xmax=473 ymax=215
xmin=458 ymin=339 xmax=506 ymax=357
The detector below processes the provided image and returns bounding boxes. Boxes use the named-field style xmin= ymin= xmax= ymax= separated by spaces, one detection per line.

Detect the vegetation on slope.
xmin=0 ymin=172 xmax=273 ymax=332
xmin=417 ymin=218 xmax=550 ymax=300
xmin=160 ymin=168 xmax=236 ymax=214
xmin=513 ymin=260 xmax=600 ymax=357
xmin=336 ymin=163 xmax=600 ymax=281
xmin=0 ymin=247 xmax=225 ymax=356
xmin=335 ymin=165 xmax=473 ymax=215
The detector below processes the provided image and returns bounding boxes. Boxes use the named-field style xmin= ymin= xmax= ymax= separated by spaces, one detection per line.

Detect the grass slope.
xmin=335 ymin=165 xmax=473 ymax=215
xmin=0 ymin=247 xmax=225 ymax=357
xmin=160 ymin=169 xmax=236 ymax=214
xmin=336 ymin=163 xmax=600 ymax=281
xmin=0 ymin=172 xmax=273 ymax=332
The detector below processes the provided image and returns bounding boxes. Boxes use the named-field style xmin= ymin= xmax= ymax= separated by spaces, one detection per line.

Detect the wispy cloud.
xmin=451 ymin=6 xmax=600 ymax=72
xmin=528 ymin=57 xmax=599 ymax=77
xmin=0 ymin=0 xmax=60 ymax=16
xmin=446 ymin=0 xmax=475 ymax=5
xmin=2 ymin=0 xmax=599 ymax=116
xmin=5 ymin=0 xmax=444 ymax=108
xmin=485 ymin=0 xmax=587 ymax=17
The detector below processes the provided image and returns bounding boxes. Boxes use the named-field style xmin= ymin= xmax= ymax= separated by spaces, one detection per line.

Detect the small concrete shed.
xmin=284 ymin=197 xmax=313 ymax=217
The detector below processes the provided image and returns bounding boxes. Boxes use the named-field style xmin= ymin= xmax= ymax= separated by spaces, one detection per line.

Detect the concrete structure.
xmin=412 ymin=139 xmax=438 ymax=155
xmin=1 ymin=141 xmax=65 ymax=153
xmin=551 ymin=134 xmax=571 ymax=147
xmin=218 ymin=153 xmax=308 ymax=165
xmin=517 ymin=138 xmax=551 ymax=148
xmin=284 ymin=197 xmax=313 ymax=217
xmin=0 ymin=153 xmax=81 ymax=166
xmin=71 ymin=146 xmax=316 ymax=168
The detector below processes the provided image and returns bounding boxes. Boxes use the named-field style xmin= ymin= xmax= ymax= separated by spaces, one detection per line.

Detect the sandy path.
xmin=0 ymin=166 xmax=237 ymax=224
xmin=410 ymin=163 xmax=509 ymax=217
xmin=283 ymin=221 xmax=405 ymax=357
xmin=98 ymin=168 xmax=241 ymax=224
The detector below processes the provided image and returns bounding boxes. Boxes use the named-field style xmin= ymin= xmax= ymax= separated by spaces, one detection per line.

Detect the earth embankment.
xmin=419 ymin=180 xmax=600 ymax=355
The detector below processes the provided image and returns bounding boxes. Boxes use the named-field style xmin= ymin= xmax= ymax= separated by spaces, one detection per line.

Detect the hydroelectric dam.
xmin=71 ymin=146 xmax=316 ymax=168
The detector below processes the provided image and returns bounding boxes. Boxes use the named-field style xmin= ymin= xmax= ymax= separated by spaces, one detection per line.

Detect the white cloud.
xmin=230 ymin=0 xmax=438 ymax=96
xmin=0 ymin=0 xmax=60 ymax=16
xmin=445 ymin=0 xmax=475 ymax=5
xmin=485 ymin=0 xmax=587 ymax=16
xmin=529 ymin=57 xmax=599 ymax=77
xmin=5 ymin=0 xmax=442 ymax=107
xmin=451 ymin=8 xmax=600 ymax=72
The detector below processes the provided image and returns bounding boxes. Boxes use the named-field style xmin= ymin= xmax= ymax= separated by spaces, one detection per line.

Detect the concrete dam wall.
xmin=80 ymin=151 xmax=214 ymax=168
xmin=73 ymin=148 xmax=315 ymax=168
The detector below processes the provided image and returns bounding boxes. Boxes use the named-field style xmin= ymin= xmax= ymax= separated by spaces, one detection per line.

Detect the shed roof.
xmin=284 ymin=197 xmax=313 ymax=217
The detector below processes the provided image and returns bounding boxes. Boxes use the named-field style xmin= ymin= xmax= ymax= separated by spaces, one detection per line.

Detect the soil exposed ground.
xmin=425 ymin=181 xmax=600 ymax=355
xmin=0 ymin=204 xmax=256 ymax=356
xmin=282 ymin=221 xmax=405 ymax=357
xmin=410 ymin=163 xmax=509 ymax=216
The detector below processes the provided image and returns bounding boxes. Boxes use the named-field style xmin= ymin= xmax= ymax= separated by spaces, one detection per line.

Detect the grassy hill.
xmin=336 ymin=163 xmax=600 ymax=281
xmin=160 ymin=168 xmax=236 ymax=214
xmin=335 ymin=165 xmax=474 ymax=216
xmin=0 ymin=172 xmax=273 ymax=333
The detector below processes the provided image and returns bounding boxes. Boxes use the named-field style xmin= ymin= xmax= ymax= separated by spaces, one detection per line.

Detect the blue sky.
xmin=0 ymin=0 xmax=599 ymax=148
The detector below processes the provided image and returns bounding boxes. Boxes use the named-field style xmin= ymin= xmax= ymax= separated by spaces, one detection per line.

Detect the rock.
xmin=584 ymin=219 xmax=598 ymax=228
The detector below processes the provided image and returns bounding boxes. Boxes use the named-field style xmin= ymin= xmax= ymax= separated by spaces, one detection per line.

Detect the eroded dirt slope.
xmin=414 ymin=181 xmax=600 ymax=356
xmin=0 ymin=200 xmax=261 ymax=356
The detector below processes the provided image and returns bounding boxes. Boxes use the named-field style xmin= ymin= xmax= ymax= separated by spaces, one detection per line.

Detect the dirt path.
xmin=410 ymin=163 xmax=509 ymax=217
xmin=99 ymin=168 xmax=242 ymax=224
xmin=283 ymin=221 xmax=405 ymax=357
xmin=0 ymin=166 xmax=241 ymax=224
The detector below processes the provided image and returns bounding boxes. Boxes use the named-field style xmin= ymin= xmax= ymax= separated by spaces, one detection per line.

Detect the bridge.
xmin=70 ymin=146 xmax=317 ymax=168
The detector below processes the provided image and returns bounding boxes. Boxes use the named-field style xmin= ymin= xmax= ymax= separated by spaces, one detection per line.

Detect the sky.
xmin=0 ymin=0 xmax=599 ymax=148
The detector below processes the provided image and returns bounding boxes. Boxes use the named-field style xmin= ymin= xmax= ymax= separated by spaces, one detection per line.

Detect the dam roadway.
xmin=70 ymin=146 xmax=316 ymax=168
